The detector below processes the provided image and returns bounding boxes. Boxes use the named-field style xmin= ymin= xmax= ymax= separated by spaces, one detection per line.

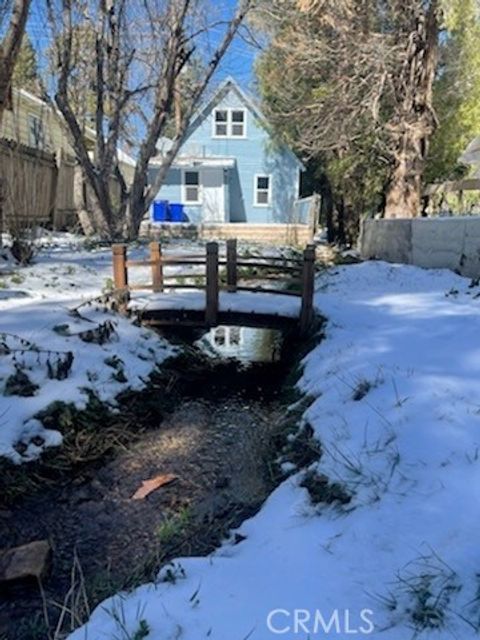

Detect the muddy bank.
xmin=0 ymin=331 xmax=314 ymax=640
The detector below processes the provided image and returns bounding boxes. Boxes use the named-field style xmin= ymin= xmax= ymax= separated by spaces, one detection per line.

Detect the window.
xmin=213 ymin=108 xmax=246 ymax=138
xmin=212 ymin=326 xmax=242 ymax=348
xmin=213 ymin=326 xmax=226 ymax=346
xmin=231 ymin=110 xmax=245 ymax=137
xmin=254 ymin=175 xmax=271 ymax=207
xmin=214 ymin=110 xmax=228 ymax=137
xmin=28 ymin=114 xmax=45 ymax=149
xmin=183 ymin=170 xmax=201 ymax=204
xmin=229 ymin=326 xmax=241 ymax=345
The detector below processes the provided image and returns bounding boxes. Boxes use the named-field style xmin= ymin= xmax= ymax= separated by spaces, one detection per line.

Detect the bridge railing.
xmin=112 ymin=239 xmax=316 ymax=332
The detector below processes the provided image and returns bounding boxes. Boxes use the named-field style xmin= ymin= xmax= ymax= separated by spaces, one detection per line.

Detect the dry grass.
xmin=0 ymin=378 xmax=170 ymax=507
xmin=300 ymin=469 xmax=351 ymax=506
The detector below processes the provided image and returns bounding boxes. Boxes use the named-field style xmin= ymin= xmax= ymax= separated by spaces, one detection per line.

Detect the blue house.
xmin=149 ymin=78 xmax=308 ymax=227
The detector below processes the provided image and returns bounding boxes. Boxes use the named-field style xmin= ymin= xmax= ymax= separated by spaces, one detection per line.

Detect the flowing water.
xmin=199 ymin=326 xmax=284 ymax=364
xmin=0 ymin=326 xmax=302 ymax=640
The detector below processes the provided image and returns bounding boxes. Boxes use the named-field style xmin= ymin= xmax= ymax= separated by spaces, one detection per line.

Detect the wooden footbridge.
xmin=112 ymin=240 xmax=317 ymax=334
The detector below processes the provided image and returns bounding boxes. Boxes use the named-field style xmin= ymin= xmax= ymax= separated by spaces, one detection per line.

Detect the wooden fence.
xmin=0 ymin=140 xmax=77 ymax=234
xmin=112 ymin=239 xmax=316 ymax=333
xmin=0 ymin=140 xmax=56 ymax=233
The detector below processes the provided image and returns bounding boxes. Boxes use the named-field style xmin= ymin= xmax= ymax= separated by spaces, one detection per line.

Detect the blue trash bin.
xmin=153 ymin=200 xmax=170 ymax=222
xmin=169 ymin=203 xmax=185 ymax=222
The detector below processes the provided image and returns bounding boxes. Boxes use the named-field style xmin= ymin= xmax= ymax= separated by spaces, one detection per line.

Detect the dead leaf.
xmin=132 ymin=474 xmax=177 ymax=500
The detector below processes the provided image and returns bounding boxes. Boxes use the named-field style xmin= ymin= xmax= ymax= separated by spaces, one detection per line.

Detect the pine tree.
xmin=12 ymin=33 xmax=39 ymax=92
xmin=426 ymin=0 xmax=480 ymax=183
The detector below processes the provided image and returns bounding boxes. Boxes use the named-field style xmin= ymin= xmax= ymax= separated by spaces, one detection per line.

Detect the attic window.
xmin=214 ymin=110 xmax=228 ymax=137
xmin=231 ymin=110 xmax=245 ymax=137
xmin=213 ymin=108 xmax=246 ymax=138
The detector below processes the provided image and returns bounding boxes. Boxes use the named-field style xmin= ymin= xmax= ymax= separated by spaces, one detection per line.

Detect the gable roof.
xmin=195 ymin=76 xmax=264 ymax=123
xmin=188 ymin=77 xmax=304 ymax=169
xmin=17 ymin=88 xmax=50 ymax=109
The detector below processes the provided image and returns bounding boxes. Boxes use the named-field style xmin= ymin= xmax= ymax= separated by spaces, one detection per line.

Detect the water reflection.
xmin=198 ymin=326 xmax=283 ymax=364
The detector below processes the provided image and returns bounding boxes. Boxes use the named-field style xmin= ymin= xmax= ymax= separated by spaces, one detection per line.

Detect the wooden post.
xmin=205 ymin=241 xmax=219 ymax=326
xmin=112 ymin=244 xmax=128 ymax=290
xmin=299 ymin=244 xmax=316 ymax=334
xmin=150 ymin=241 xmax=164 ymax=293
xmin=226 ymin=238 xmax=237 ymax=292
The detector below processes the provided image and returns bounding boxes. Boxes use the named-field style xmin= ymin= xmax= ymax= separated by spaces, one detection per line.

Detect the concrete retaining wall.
xmin=361 ymin=217 xmax=480 ymax=278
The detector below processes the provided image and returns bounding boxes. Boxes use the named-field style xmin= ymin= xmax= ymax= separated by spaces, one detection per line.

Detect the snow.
xmin=67 ymin=260 xmax=480 ymax=639
xmin=0 ymin=234 xmax=174 ymax=463
xmin=130 ymin=289 xmax=301 ymax=318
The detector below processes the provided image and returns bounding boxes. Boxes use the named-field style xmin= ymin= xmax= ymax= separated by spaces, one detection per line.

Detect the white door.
xmin=202 ymin=168 xmax=224 ymax=223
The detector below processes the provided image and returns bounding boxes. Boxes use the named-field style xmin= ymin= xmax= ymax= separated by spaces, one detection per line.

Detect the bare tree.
xmin=256 ymin=0 xmax=442 ymax=220
xmin=48 ymin=0 xmax=253 ymax=239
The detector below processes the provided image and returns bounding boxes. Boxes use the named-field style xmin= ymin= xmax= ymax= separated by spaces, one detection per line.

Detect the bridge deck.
xmin=130 ymin=290 xmax=301 ymax=329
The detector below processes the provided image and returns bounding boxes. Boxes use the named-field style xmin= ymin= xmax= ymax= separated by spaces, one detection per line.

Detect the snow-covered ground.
xmin=0 ymin=234 xmax=299 ymax=463
xmin=66 ymin=260 xmax=480 ymax=639
xmin=0 ymin=234 xmax=174 ymax=463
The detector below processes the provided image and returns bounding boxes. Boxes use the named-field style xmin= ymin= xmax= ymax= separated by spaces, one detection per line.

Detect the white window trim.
xmin=253 ymin=174 xmax=272 ymax=208
xmin=182 ymin=169 xmax=202 ymax=205
xmin=212 ymin=108 xmax=247 ymax=139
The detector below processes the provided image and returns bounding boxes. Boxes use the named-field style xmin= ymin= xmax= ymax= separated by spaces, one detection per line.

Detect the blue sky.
xmin=24 ymin=0 xmax=260 ymax=95
xmin=214 ymin=0 xmax=259 ymax=91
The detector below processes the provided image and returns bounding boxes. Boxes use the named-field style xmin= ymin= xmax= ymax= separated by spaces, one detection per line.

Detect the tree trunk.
xmin=384 ymin=1 xmax=440 ymax=219
xmin=384 ymin=148 xmax=424 ymax=218
xmin=335 ymin=196 xmax=347 ymax=246
xmin=421 ymin=194 xmax=430 ymax=217
xmin=73 ymin=167 xmax=95 ymax=235
xmin=73 ymin=167 xmax=118 ymax=237
xmin=125 ymin=185 xmax=146 ymax=241
xmin=319 ymin=175 xmax=335 ymax=243
xmin=0 ymin=0 xmax=31 ymax=247
xmin=344 ymin=200 xmax=359 ymax=245
xmin=0 ymin=0 xmax=31 ymax=125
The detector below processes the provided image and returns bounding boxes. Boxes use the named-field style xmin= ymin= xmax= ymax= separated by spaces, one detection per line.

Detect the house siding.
xmin=1 ymin=90 xmax=135 ymax=186
xmin=0 ymin=91 xmax=74 ymax=154
xmin=150 ymin=84 xmax=303 ymax=225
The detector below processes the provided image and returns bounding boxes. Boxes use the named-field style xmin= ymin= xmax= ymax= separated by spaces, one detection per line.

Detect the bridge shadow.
xmin=137 ymin=307 xmax=300 ymax=332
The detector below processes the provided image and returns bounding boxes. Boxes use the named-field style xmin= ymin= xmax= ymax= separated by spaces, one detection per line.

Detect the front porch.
xmin=141 ymin=221 xmax=316 ymax=247
xmin=177 ymin=156 xmax=238 ymax=224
